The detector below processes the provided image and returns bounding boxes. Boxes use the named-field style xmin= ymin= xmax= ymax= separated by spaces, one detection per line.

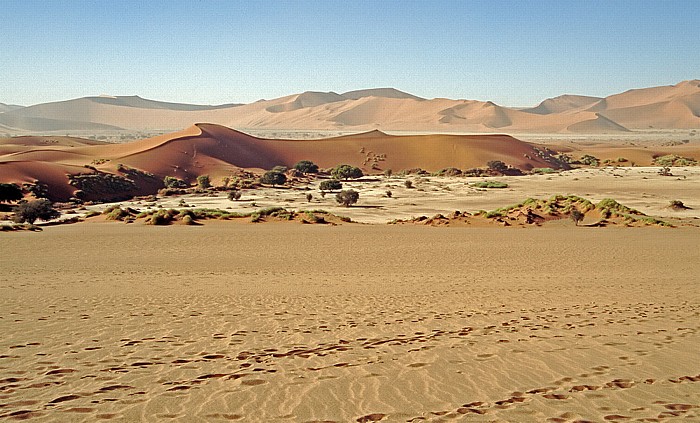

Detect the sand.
xmin=58 ymin=166 xmax=700 ymax=226
xmin=2 ymin=80 xmax=698 ymax=133
xmin=1 ymin=223 xmax=699 ymax=422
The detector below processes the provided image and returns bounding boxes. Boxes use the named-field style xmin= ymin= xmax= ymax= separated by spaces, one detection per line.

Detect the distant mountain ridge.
xmin=1 ymin=80 xmax=698 ymax=133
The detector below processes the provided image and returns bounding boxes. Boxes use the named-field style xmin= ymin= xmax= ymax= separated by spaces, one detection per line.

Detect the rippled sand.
xmin=1 ymin=223 xmax=699 ymax=422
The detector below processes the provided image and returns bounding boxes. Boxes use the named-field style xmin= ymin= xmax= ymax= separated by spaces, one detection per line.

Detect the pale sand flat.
xmin=1 ymin=224 xmax=699 ymax=421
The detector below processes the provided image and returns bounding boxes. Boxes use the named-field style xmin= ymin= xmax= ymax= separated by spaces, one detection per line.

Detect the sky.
xmin=1 ymin=0 xmax=698 ymax=107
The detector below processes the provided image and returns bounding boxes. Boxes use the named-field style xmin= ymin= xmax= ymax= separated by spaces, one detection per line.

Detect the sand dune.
xmin=0 ymin=124 xmax=571 ymax=201
xmin=0 ymin=102 xmax=23 ymax=113
xmin=2 ymin=81 xmax=699 ymax=133
xmin=521 ymin=94 xmax=603 ymax=115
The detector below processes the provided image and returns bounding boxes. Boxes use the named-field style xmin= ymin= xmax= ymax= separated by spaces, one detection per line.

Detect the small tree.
xmin=384 ymin=169 xmax=393 ymax=178
xmin=260 ymin=171 xmax=287 ymax=187
xmin=197 ymin=175 xmax=211 ymax=190
xmin=386 ymin=190 xmax=392 ymax=198
xmin=319 ymin=179 xmax=342 ymax=192
xmin=305 ymin=193 xmax=313 ymax=202
xmin=294 ymin=160 xmax=319 ymax=174
xmin=164 ymin=176 xmax=187 ymax=188
xmin=13 ymin=199 xmax=60 ymax=224
xmin=228 ymin=190 xmax=242 ymax=201
xmin=487 ymin=160 xmax=508 ymax=173
xmin=335 ymin=189 xmax=359 ymax=207
xmin=221 ymin=176 xmax=231 ymax=188
xmin=0 ymin=183 xmax=23 ymax=203
xmin=404 ymin=180 xmax=413 ymax=189
xmin=331 ymin=164 xmax=363 ymax=180
xmin=570 ymin=209 xmax=584 ymax=226
xmin=272 ymin=165 xmax=288 ymax=173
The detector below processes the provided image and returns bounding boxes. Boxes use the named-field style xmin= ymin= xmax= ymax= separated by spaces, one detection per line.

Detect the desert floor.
xmin=1 ymin=223 xmax=699 ymax=422
xmin=63 ymin=166 xmax=700 ymax=225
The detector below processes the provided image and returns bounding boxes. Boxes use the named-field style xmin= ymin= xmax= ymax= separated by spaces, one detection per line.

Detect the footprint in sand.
xmin=356 ymin=414 xmax=386 ymax=422
xmin=241 ymin=379 xmax=266 ymax=386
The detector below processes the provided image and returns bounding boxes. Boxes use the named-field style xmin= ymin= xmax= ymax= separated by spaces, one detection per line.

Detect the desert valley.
xmin=2 ymin=73 xmax=700 ymax=423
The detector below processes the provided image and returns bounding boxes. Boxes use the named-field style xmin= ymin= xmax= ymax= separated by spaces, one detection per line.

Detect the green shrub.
xmin=579 ymin=155 xmax=599 ymax=166
xmin=531 ymin=168 xmax=557 ymax=174
xmin=474 ymin=181 xmax=508 ymax=188
xmin=319 ymin=180 xmax=342 ymax=191
xmin=652 ymin=154 xmax=697 ymax=167
xmin=163 ymin=176 xmax=187 ymax=188
xmin=435 ymin=167 xmax=462 ymax=177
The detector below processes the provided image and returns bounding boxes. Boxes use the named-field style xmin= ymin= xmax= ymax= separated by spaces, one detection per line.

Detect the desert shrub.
xmin=570 ymin=209 xmax=584 ymax=226
xmin=294 ymin=160 xmax=319 ymax=174
xmin=596 ymin=198 xmax=634 ymax=218
xmin=331 ymin=164 xmax=363 ymax=180
xmin=260 ymin=170 xmax=287 ymax=186
xmin=23 ymin=181 xmax=49 ymax=198
xmin=12 ymin=199 xmax=60 ymax=224
xmin=335 ymin=189 xmax=359 ymax=207
xmin=196 ymin=175 xmax=211 ymax=190
xmin=578 ymin=155 xmax=599 ymax=166
xmin=303 ymin=211 xmax=325 ymax=224
xmin=0 ymin=183 xmax=23 ymax=203
xmin=531 ymin=168 xmax=557 ymax=174
xmin=228 ymin=190 xmax=242 ymax=201
xmin=474 ymin=181 xmax=508 ymax=188
xmin=669 ymin=200 xmax=689 ymax=210
xmin=487 ymin=160 xmax=508 ymax=173
xmin=104 ymin=206 xmax=130 ymax=221
xmin=319 ymin=179 xmax=342 ymax=192
xmin=384 ymin=169 xmax=393 ymax=177
xmin=386 ymin=190 xmax=392 ymax=198
xmin=84 ymin=210 xmax=100 ymax=218
xmin=163 ymin=176 xmax=188 ymax=188
xmin=404 ymin=180 xmax=413 ymax=189
xmin=147 ymin=210 xmax=172 ymax=225
xmin=306 ymin=193 xmax=313 ymax=202
xmin=271 ymin=165 xmax=288 ymax=173
xmin=617 ymin=157 xmax=628 ymax=163
xmin=653 ymin=154 xmax=697 ymax=167
xmin=658 ymin=167 xmax=673 ymax=176
xmin=435 ymin=167 xmax=462 ymax=177
xmin=181 ymin=215 xmax=195 ymax=225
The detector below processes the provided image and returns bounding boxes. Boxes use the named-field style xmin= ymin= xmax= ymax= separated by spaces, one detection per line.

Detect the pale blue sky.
xmin=1 ymin=1 xmax=698 ymax=106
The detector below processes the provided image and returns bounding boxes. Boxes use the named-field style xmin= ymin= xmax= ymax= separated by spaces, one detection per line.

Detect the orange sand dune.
xmin=0 ymin=124 xmax=564 ymax=200
xmin=2 ymin=81 xmax=698 ymax=133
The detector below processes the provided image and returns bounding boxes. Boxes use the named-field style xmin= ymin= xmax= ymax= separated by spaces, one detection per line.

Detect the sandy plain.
xmin=1 ymin=222 xmax=699 ymax=422
xmin=2 ymin=126 xmax=700 ymax=422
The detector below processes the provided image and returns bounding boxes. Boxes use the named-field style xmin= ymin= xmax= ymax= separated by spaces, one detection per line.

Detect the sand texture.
xmin=1 ymin=224 xmax=699 ymax=422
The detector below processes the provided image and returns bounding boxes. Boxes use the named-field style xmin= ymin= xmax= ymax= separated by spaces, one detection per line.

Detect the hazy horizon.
xmin=2 ymin=1 xmax=699 ymax=107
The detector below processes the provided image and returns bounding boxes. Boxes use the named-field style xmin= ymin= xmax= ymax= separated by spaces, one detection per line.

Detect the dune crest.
xmin=0 ymin=124 xmax=566 ymax=201
xmin=2 ymin=81 xmax=699 ymax=133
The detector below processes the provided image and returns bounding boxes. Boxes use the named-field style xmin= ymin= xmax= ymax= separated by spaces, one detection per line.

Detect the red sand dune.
xmin=1 ymin=124 xmax=565 ymax=201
